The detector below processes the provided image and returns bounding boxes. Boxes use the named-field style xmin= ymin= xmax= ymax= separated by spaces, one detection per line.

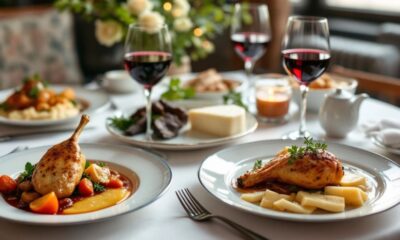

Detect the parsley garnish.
xmin=93 ymin=182 xmax=106 ymax=192
xmin=223 ymin=91 xmax=248 ymax=111
xmin=253 ymin=159 xmax=262 ymax=170
xmin=0 ymin=102 xmax=9 ymax=111
xmin=97 ymin=162 xmax=106 ymax=167
xmin=18 ymin=162 xmax=36 ymax=183
xmin=109 ymin=116 xmax=135 ymax=131
xmin=161 ymin=78 xmax=195 ymax=101
xmin=84 ymin=162 xmax=91 ymax=169
xmin=288 ymin=137 xmax=328 ymax=164
xmin=28 ymin=86 xmax=40 ymax=98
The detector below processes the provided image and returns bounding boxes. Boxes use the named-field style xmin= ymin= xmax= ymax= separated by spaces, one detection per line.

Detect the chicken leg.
xmin=32 ymin=114 xmax=89 ymax=198
xmin=237 ymin=148 xmax=344 ymax=190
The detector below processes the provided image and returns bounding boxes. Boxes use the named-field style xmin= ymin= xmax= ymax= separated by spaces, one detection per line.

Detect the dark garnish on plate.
xmin=110 ymin=100 xmax=188 ymax=140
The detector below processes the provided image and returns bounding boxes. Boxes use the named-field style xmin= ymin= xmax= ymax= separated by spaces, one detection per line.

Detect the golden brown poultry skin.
xmin=237 ymin=147 xmax=344 ymax=190
xmin=32 ymin=115 xmax=89 ymax=198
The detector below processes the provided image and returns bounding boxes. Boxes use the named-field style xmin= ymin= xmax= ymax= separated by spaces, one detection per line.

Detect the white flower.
xmin=95 ymin=20 xmax=124 ymax=47
xmin=172 ymin=0 xmax=190 ymax=17
xmin=173 ymin=17 xmax=193 ymax=32
xmin=127 ymin=0 xmax=153 ymax=15
xmin=202 ymin=40 xmax=215 ymax=53
xmin=138 ymin=11 xmax=165 ymax=34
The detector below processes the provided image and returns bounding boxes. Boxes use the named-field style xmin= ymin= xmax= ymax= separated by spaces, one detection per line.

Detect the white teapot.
xmin=319 ymin=89 xmax=368 ymax=138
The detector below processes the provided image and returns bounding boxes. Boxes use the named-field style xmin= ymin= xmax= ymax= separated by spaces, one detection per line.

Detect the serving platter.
xmin=0 ymin=143 xmax=172 ymax=225
xmin=0 ymin=86 xmax=110 ymax=126
xmin=106 ymin=112 xmax=258 ymax=150
xmin=198 ymin=139 xmax=400 ymax=222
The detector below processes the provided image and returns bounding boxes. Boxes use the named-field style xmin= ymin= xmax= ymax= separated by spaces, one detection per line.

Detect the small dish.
xmin=0 ymin=143 xmax=172 ymax=225
xmin=102 ymin=70 xmax=138 ymax=94
xmin=371 ymin=135 xmax=400 ymax=155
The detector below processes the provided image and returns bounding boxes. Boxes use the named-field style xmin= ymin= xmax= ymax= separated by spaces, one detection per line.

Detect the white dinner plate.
xmin=198 ymin=139 xmax=400 ymax=222
xmin=0 ymin=85 xmax=110 ymax=126
xmin=371 ymin=135 xmax=400 ymax=155
xmin=0 ymin=143 xmax=172 ymax=225
xmin=106 ymin=112 xmax=258 ymax=150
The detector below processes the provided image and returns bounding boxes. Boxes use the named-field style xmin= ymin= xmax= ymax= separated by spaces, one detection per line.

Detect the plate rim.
xmin=105 ymin=112 xmax=258 ymax=150
xmin=0 ymin=143 xmax=172 ymax=225
xmin=0 ymin=85 xmax=110 ymax=126
xmin=198 ymin=139 xmax=400 ymax=222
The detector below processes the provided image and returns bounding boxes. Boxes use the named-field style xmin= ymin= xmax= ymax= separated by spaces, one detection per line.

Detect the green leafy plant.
xmin=55 ymin=0 xmax=232 ymax=65
xmin=253 ymin=159 xmax=262 ymax=170
xmin=288 ymin=137 xmax=328 ymax=164
xmin=223 ymin=91 xmax=248 ymax=111
xmin=109 ymin=116 xmax=135 ymax=131
xmin=161 ymin=78 xmax=195 ymax=101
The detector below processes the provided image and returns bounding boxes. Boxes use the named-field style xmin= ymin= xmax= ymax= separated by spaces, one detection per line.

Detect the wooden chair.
xmin=330 ymin=65 xmax=400 ymax=106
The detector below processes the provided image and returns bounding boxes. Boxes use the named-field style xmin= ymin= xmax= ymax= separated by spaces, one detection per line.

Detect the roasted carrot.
xmin=79 ymin=178 xmax=94 ymax=197
xmin=29 ymin=192 xmax=59 ymax=214
xmin=0 ymin=175 xmax=17 ymax=194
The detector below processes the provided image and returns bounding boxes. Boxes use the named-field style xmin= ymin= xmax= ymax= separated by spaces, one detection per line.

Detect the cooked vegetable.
xmin=273 ymin=198 xmax=316 ymax=214
xmin=0 ymin=175 xmax=17 ymax=194
xmin=63 ymin=189 xmax=128 ymax=214
xmin=300 ymin=193 xmax=345 ymax=212
xmin=106 ymin=178 xmax=123 ymax=188
xmin=78 ymin=178 xmax=94 ymax=197
xmin=324 ymin=186 xmax=367 ymax=206
xmin=18 ymin=180 xmax=33 ymax=192
xmin=240 ymin=192 xmax=264 ymax=203
xmin=84 ymin=164 xmax=110 ymax=184
xmin=340 ymin=173 xmax=366 ymax=187
xmin=29 ymin=192 xmax=59 ymax=214
xmin=259 ymin=190 xmax=294 ymax=210
xmin=21 ymin=191 xmax=41 ymax=203
xmin=161 ymin=78 xmax=195 ymax=101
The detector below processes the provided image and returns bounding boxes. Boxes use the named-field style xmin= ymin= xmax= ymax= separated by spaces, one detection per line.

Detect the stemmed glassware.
xmin=231 ymin=3 xmax=271 ymax=109
xmin=124 ymin=24 xmax=172 ymax=140
xmin=281 ymin=16 xmax=331 ymax=139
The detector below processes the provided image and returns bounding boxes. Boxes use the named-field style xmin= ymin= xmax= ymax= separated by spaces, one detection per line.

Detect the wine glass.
xmin=281 ymin=16 xmax=331 ymax=139
xmin=124 ymin=24 xmax=172 ymax=140
xmin=231 ymin=3 xmax=271 ymax=110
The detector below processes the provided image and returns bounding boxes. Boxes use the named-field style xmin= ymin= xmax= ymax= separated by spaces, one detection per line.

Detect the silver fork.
xmin=0 ymin=146 xmax=29 ymax=157
xmin=176 ymin=188 xmax=269 ymax=240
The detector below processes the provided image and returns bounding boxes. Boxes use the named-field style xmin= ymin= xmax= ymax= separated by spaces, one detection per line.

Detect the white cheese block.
xmin=188 ymin=105 xmax=246 ymax=137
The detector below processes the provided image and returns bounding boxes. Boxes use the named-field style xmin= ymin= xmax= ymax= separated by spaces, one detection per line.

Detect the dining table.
xmin=0 ymin=72 xmax=399 ymax=240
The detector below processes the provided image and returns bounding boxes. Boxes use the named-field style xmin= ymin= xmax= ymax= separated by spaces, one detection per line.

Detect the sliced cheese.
xmin=188 ymin=105 xmax=246 ymax=137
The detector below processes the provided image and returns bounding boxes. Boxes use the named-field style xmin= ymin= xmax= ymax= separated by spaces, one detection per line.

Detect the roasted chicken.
xmin=32 ymin=115 xmax=89 ymax=198
xmin=237 ymin=147 xmax=344 ymax=190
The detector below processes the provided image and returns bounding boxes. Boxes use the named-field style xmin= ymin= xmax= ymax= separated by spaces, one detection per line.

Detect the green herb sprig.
xmin=109 ymin=116 xmax=134 ymax=131
xmin=161 ymin=78 xmax=195 ymax=101
xmin=223 ymin=91 xmax=248 ymax=111
xmin=288 ymin=137 xmax=328 ymax=164
xmin=81 ymin=172 xmax=106 ymax=192
xmin=18 ymin=162 xmax=36 ymax=183
xmin=253 ymin=159 xmax=262 ymax=170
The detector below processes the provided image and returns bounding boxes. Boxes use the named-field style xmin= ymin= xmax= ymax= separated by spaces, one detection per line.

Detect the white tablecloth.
xmin=0 ymin=78 xmax=400 ymax=240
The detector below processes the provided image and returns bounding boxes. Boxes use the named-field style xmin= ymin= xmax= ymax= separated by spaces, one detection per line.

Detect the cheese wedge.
xmin=188 ymin=105 xmax=246 ymax=137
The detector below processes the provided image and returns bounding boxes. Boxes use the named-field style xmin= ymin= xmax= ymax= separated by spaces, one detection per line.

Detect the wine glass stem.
xmin=299 ymin=84 xmax=309 ymax=136
xmin=143 ymin=88 xmax=152 ymax=141
xmin=244 ymin=60 xmax=255 ymax=105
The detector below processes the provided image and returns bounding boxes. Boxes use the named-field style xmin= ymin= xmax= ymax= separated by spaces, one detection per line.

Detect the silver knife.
xmin=0 ymin=126 xmax=96 ymax=142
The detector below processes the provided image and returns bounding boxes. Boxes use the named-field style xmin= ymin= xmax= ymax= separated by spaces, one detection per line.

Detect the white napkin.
xmin=362 ymin=119 xmax=400 ymax=148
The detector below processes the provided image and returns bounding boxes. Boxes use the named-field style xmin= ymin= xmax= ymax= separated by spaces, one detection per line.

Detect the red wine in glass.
xmin=282 ymin=48 xmax=331 ymax=85
xmin=231 ymin=32 xmax=270 ymax=62
xmin=124 ymin=51 xmax=172 ymax=89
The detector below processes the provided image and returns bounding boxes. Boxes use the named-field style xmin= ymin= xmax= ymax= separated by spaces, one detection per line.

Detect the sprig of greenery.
xmin=253 ymin=159 xmax=262 ymax=170
xmin=161 ymin=78 xmax=195 ymax=101
xmin=288 ymin=137 xmax=328 ymax=164
xmin=81 ymin=172 xmax=106 ymax=192
xmin=109 ymin=116 xmax=135 ymax=131
xmin=0 ymin=102 xmax=9 ymax=111
xmin=18 ymin=162 xmax=36 ymax=183
xmin=223 ymin=91 xmax=248 ymax=111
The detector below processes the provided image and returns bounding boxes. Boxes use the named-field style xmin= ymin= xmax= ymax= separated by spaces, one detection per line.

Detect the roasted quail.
xmin=237 ymin=147 xmax=344 ymax=190
xmin=32 ymin=115 xmax=89 ymax=198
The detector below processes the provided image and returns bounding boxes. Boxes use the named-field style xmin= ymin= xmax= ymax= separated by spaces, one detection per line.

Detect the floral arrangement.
xmin=55 ymin=0 xmax=231 ymax=65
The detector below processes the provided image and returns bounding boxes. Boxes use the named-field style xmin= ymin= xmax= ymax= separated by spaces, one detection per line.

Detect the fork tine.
xmin=176 ymin=189 xmax=200 ymax=216
xmin=175 ymin=190 xmax=191 ymax=216
xmin=184 ymin=188 xmax=210 ymax=214
xmin=181 ymin=188 xmax=203 ymax=214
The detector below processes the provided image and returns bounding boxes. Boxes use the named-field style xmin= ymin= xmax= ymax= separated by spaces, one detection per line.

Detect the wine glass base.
xmin=282 ymin=130 xmax=311 ymax=140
